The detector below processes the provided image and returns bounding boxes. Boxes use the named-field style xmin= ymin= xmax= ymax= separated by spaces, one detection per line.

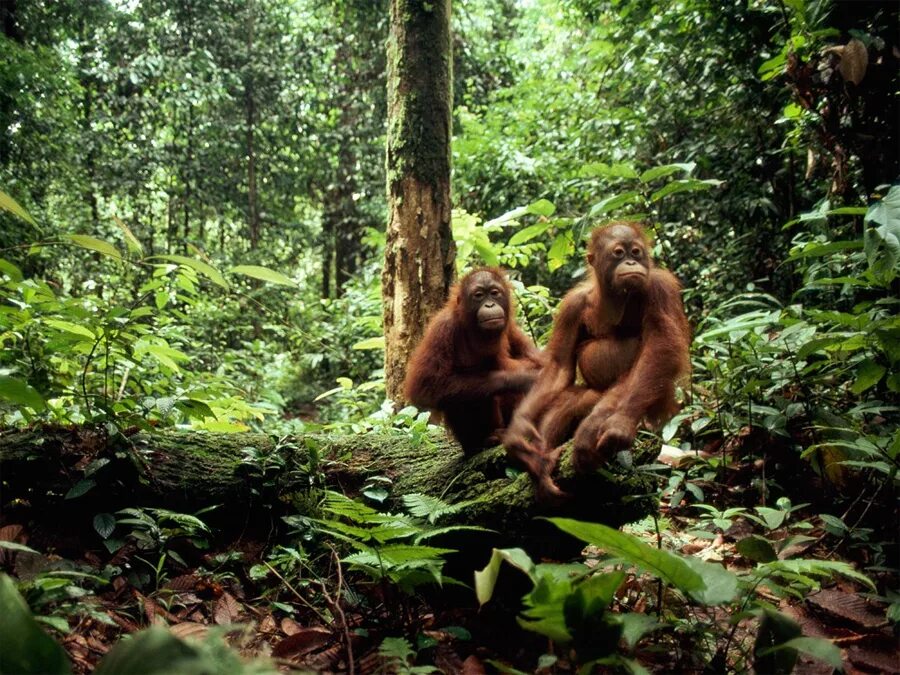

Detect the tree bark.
xmin=0 ymin=428 xmax=656 ymax=559
xmin=382 ymin=0 xmax=457 ymax=403
xmin=245 ymin=1 xmax=260 ymax=251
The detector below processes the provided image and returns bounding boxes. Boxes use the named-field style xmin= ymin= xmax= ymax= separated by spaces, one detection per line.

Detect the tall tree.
xmin=382 ymin=0 xmax=455 ymax=402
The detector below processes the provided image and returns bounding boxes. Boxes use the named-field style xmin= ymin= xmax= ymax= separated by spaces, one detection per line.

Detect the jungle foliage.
xmin=0 ymin=0 xmax=897 ymax=672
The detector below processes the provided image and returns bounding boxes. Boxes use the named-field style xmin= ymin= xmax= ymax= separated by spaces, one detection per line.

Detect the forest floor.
xmin=2 ymin=441 xmax=897 ymax=674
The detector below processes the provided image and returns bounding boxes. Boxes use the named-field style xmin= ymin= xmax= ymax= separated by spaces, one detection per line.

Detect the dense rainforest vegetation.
xmin=0 ymin=0 xmax=897 ymax=672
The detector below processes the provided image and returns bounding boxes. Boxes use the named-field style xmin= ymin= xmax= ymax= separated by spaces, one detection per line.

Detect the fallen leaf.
xmin=462 ymin=654 xmax=487 ymax=674
xmin=281 ymin=617 xmax=302 ymax=636
xmin=271 ymin=627 xmax=332 ymax=658
xmin=214 ymin=592 xmax=242 ymax=625
xmin=170 ymin=622 xmax=209 ymax=641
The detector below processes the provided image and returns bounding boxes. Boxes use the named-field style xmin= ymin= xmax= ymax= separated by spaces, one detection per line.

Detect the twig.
xmin=262 ymin=562 xmax=330 ymax=623
xmin=116 ymin=366 xmax=132 ymax=401
xmin=307 ymin=549 xmax=356 ymax=675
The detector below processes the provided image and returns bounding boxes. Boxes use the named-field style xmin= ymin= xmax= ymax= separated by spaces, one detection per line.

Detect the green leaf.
xmin=618 ymin=613 xmax=660 ymax=649
xmin=175 ymin=399 xmax=216 ymax=420
xmin=402 ymin=493 xmax=467 ymax=524
xmin=352 ymin=337 xmax=385 ymax=350
xmin=546 ymin=518 xmax=738 ymax=604
xmin=771 ymin=637 xmax=842 ymax=669
xmin=229 ymin=264 xmax=296 ymax=286
xmin=527 ymin=199 xmax=556 ymax=217
xmin=113 ymin=216 xmax=144 ymax=257
xmin=35 ymin=616 xmax=70 ymax=634
xmin=0 ymin=376 xmax=46 ymax=412
xmin=754 ymin=606 xmax=801 ymax=675
xmin=65 ymin=479 xmax=96 ymax=500
xmin=0 ymin=541 xmax=39 ymax=554
xmin=0 ymin=574 xmax=72 ymax=674
xmin=93 ymin=513 xmax=116 ymax=539
xmin=0 ymin=257 xmax=24 ymax=281
xmin=797 ymin=335 xmax=845 ymax=359
xmin=579 ymin=162 xmax=639 ymax=179
xmin=681 ymin=556 xmax=740 ymax=605
xmin=865 ymin=184 xmax=900 ymax=229
xmin=473 ymin=238 xmax=500 ymax=266
xmin=93 ymin=627 xmax=204 ymax=675
xmin=151 ymin=255 xmax=228 ymax=288
xmin=753 ymin=507 xmax=787 ymax=531
xmin=547 ymin=233 xmax=572 ymax=272
xmin=146 ymin=344 xmax=188 ymax=371
xmin=0 ymin=190 xmax=38 ymax=227
xmin=650 ymin=179 xmax=722 ymax=202
xmin=788 ymin=239 xmax=864 ymax=259
xmin=475 ymin=548 xmax=536 ymax=606
xmin=65 ymin=234 xmax=122 ymax=261
xmin=508 ymin=222 xmax=552 ymax=246
xmin=44 ymin=319 xmax=96 ymax=341
xmin=736 ymin=535 xmax=777 ymax=563
xmin=639 ymin=162 xmax=696 ymax=182
xmin=589 ymin=191 xmax=640 ymax=217
xmin=851 ymin=359 xmax=885 ymax=394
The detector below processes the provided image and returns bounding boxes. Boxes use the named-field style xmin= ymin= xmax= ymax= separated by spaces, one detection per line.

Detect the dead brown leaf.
xmin=462 ymin=654 xmax=487 ymax=674
xmin=170 ymin=622 xmax=209 ymax=641
xmin=280 ymin=616 xmax=302 ymax=636
xmin=164 ymin=574 xmax=200 ymax=592
xmin=213 ymin=591 xmax=242 ymax=625
xmin=271 ymin=626 xmax=332 ymax=659
xmin=807 ymin=589 xmax=888 ymax=630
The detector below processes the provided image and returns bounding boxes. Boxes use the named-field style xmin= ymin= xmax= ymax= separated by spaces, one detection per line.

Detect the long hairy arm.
xmin=404 ymin=313 xmax=538 ymax=409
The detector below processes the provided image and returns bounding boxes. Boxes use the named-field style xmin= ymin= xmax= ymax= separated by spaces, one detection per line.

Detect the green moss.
xmin=387 ymin=0 xmax=452 ymax=190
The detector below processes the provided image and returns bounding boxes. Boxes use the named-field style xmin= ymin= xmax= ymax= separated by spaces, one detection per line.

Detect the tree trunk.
xmin=245 ymin=2 xmax=260 ymax=251
xmin=382 ymin=0 xmax=456 ymax=403
xmin=0 ymin=428 xmax=656 ymax=560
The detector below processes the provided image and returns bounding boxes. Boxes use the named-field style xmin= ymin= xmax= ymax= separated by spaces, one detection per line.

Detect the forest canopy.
xmin=0 ymin=0 xmax=897 ymax=673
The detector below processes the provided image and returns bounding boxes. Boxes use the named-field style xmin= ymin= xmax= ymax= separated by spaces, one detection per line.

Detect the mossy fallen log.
xmin=0 ymin=427 xmax=657 ymax=559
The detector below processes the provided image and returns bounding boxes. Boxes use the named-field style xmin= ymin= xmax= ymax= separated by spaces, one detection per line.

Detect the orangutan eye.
xmin=632 ymin=247 xmax=642 ymax=257
xmin=613 ymin=247 xmax=625 ymax=258
xmin=473 ymin=291 xmax=484 ymax=300
xmin=490 ymin=288 xmax=501 ymax=297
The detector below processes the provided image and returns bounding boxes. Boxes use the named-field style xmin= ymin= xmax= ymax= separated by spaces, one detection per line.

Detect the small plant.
xmin=377 ymin=636 xmax=439 ymax=675
xmin=477 ymin=517 xmax=845 ymax=672
xmin=101 ymin=507 xmax=213 ymax=567
xmin=314 ymin=491 xmax=484 ymax=594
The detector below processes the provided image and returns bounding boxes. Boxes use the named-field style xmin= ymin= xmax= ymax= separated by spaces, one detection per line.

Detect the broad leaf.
xmin=93 ymin=513 xmax=116 ymax=539
xmin=151 ymin=254 xmax=228 ymax=288
xmin=66 ymin=234 xmax=122 ymax=261
xmin=352 ymin=336 xmax=385 ymax=350
xmin=113 ymin=216 xmax=144 ymax=256
xmin=736 ymin=535 xmax=777 ymax=563
xmin=851 ymin=359 xmax=885 ymax=394
xmin=93 ymin=627 xmax=204 ymax=675
xmin=0 ymin=190 xmax=38 ymax=227
xmin=65 ymin=479 xmax=96 ymax=500
xmin=475 ymin=548 xmax=536 ymax=606
xmin=484 ymin=199 xmax=556 ymax=227
xmin=650 ymin=179 xmax=722 ymax=202
xmin=0 ymin=376 xmax=46 ymax=412
xmin=44 ymin=319 xmax=96 ymax=341
xmin=589 ymin=191 xmax=640 ymax=217
xmin=547 ymin=518 xmax=738 ymax=604
xmin=0 ymin=574 xmax=71 ymax=674
xmin=547 ymin=233 xmax=572 ymax=271
xmin=508 ymin=221 xmax=552 ymax=246
xmin=229 ymin=264 xmax=296 ymax=286
xmin=639 ymin=162 xmax=696 ymax=182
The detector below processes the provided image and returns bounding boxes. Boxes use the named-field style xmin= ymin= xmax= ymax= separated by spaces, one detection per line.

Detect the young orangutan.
xmin=504 ymin=222 xmax=690 ymax=498
xmin=404 ymin=268 xmax=545 ymax=454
